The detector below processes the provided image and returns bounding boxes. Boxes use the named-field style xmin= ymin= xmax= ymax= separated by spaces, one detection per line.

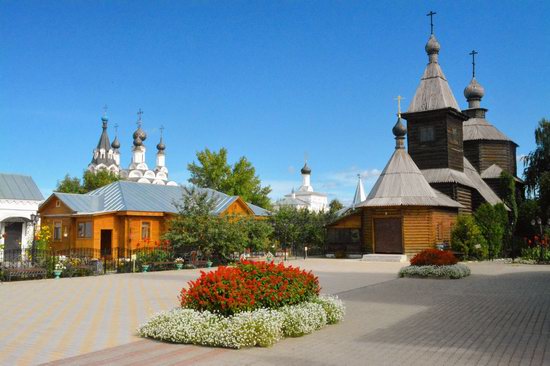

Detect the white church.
xmin=88 ymin=110 xmax=177 ymax=186
xmin=274 ymin=162 xmax=328 ymax=213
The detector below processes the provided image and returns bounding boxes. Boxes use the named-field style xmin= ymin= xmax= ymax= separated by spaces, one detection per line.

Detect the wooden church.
xmin=327 ymin=21 xmax=520 ymax=257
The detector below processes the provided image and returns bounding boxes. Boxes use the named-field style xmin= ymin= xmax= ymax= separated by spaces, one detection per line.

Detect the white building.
xmin=274 ymin=162 xmax=328 ymax=212
xmin=88 ymin=110 xmax=177 ymax=186
xmin=0 ymin=173 xmax=43 ymax=260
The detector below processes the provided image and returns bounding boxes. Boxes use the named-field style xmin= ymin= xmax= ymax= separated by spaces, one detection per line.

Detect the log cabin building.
xmin=327 ymin=25 xmax=520 ymax=257
xmin=38 ymin=181 xmax=269 ymax=256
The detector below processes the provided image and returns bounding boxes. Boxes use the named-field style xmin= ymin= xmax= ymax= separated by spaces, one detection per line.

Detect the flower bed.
xmin=398 ymin=264 xmax=471 ymax=279
xmin=138 ymin=261 xmax=344 ymax=348
xmin=138 ymin=295 xmax=345 ymax=349
xmin=399 ymin=249 xmax=470 ymax=279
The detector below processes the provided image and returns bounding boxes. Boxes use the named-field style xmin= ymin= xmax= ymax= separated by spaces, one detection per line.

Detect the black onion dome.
xmin=156 ymin=137 xmax=165 ymax=151
xmin=425 ymin=34 xmax=441 ymax=55
xmin=133 ymin=136 xmax=143 ymax=147
xmin=111 ymin=135 xmax=120 ymax=149
xmin=392 ymin=117 xmax=407 ymax=138
xmin=301 ymin=163 xmax=311 ymax=175
xmin=464 ymin=77 xmax=485 ymax=100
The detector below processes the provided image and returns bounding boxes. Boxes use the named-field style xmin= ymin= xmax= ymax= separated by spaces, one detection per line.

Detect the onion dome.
xmin=133 ymin=126 xmax=147 ymax=141
xmin=111 ymin=135 xmax=120 ymax=149
xmin=301 ymin=162 xmax=311 ymax=175
xmin=464 ymin=77 xmax=485 ymax=101
xmin=425 ymin=34 xmax=441 ymax=55
xmin=392 ymin=117 xmax=407 ymax=138
xmin=156 ymin=137 xmax=165 ymax=151
xmin=102 ymin=114 xmax=109 ymax=122
xmin=133 ymin=136 xmax=143 ymax=147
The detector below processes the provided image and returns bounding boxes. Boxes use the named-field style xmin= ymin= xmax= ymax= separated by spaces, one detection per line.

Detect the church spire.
xmin=406 ymin=12 xmax=460 ymax=113
xmin=393 ymin=95 xmax=407 ymax=149
xmin=88 ymin=107 xmax=119 ymax=173
xmin=352 ymin=174 xmax=366 ymax=208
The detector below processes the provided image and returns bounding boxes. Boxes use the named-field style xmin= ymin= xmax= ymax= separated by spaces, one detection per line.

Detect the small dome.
xmin=111 ymin=136 xmax=120 ymax=149
xmin=425 ymin=34 xmax=441 ymax=55
xmin=392 ymin=117 xmax=407 ymax=138
xmin=133 ymin=136 xmax=143 ymax=147
xmin=101 ymin=115 xmax=109 ymax=122
xmin=301 ymin=163 xmax=311 ymax=175
xmin=156 ymin=138 xmax=165 ymax=151
xmin=133 ymin=127 xmax=147 ymax=141
xmin=464 ymin=77 xmax=485 ymax=100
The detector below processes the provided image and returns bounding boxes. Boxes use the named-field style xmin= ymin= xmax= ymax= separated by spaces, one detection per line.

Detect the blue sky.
xmin=1 ymin=1 xmax=549 ymax=204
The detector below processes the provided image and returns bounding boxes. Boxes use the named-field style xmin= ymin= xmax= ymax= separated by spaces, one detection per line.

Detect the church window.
xmin=419 ymin=126 xmax=435 ymax=142
xmin=53 ymin=222 xmax=62 ymax=241
xmin=141 ymin=222 xmax=151 ymax=240
xmin=78 ymin=222 xmax=92 ymax=238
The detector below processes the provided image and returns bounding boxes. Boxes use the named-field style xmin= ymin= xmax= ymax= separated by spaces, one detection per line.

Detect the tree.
xmin=451 ymin=215 xmax=487 ymax=259
xmin=516 ymin=199 xmax=542 ymax=239
xmin=329 ymin=199 xmax=344 ymax=213
xmin=55 ymin=174 xmax=83 ymax=193
xmin=523 ymin=118 xmax=550 ymax=196
xmin=474 ymin=203 xmax=508 ymax=259
xmin=187 ymin=148 xmax=272 ymax=209
xmin=82 ymin=170 xmax=119 ymax=192
xmin=55 ymin=170 xmax=120 ymax=194
xmin=500 ymin=171 xmax=518 ymax=255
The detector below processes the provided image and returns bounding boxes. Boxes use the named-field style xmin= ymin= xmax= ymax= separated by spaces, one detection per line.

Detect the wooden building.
xmin=38 ymin=181 xmax=269 ymax=255
xmin=327 ymin=116 xmax=462 ymax=256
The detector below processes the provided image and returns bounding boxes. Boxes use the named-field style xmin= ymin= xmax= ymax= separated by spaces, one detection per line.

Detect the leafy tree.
xmin=523 ymin=118 xmax=550 ymax=196
xmin=516 ymin=199 xmax=542 ymax=239
xmin=188 ymin=148 xmax=272 ymax=209
xmin=474 ymin=203 xmax=508 ymax=259
xmin=55 ymin=170 xmax=120 ymax=194
xmin=82 ymin=170 xmax=119 ymax=192
xmin=538 ymin=171 xmax=550 ymax=219
xmin=451 ymin=215 xmax=487 ymax=259
xmin=241 ymin=217 xmax=274 ymax=253
xmin=270 ymin=207 xmax=302 ymax=252
xmin=329 ymin=199 xmax=344 ymax=213
xmin=55 ymin=174 xmax=83 ymax=193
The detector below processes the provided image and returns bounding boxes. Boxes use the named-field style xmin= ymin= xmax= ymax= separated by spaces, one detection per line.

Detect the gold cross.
xmin=394 ymin=95 xmax=405 ymax=117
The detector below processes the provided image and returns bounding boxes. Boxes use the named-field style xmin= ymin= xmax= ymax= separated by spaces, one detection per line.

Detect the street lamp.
xmin=30 ymin=213 xmax=39 ymax=265
xmin=304 ymin=246 xmax=308 ymax=260
xmin=531 ymin=217 xmax=550 ymax=263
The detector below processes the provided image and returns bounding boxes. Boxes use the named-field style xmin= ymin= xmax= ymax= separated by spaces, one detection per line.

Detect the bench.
xmin=150 ymin=261 xmax=177 ymax=271
xmin=2 ymin=267 xmax=47 ymax=281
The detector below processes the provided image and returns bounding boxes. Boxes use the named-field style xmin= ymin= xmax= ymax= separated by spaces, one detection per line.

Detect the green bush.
xmin=520 ymin=247 xmax=550 ymax=262
xmin=475 ymin=203 xmax=508 ymax=259
xmin=451 ymin=215 xmax=488 ymax=259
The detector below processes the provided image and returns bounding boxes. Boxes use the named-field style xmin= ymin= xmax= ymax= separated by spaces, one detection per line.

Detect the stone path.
xmin=2 ymin=260 xmax=549 ymax=365
xmin=0 ymin=259 xmax=402 ymax=365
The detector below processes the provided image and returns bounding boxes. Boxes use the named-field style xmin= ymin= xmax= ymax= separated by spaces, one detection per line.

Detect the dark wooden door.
xmin=100 ymin=230 xmax=112 ymax=257
xmin=4 ymin=222 xmax=23 ymax=260
xmin=374 ymin=218 xmax=403 ymax=254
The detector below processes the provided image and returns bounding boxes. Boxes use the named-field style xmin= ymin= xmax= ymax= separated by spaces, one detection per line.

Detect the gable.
xmin=222 ymin=197 xmax=254 ymax=216
xmin=39 ymin=195 xmax=74 ymax=216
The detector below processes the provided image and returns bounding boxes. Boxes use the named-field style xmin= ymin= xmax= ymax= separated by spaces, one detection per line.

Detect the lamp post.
xmin=531 ymin=217 xmax=550 ymax=263
xmin=30 ymin=213 xmax=39 ymax=265
xmin=304 ymin=246 xmax=308 ymax=260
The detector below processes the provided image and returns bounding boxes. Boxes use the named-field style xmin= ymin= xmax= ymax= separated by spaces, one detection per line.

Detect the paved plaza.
xmin=0 ymin=259 xmax=549 ymax=365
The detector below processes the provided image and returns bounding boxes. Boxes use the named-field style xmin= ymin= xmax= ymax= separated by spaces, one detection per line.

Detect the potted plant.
xmin=53 ymin=262 xmax=65 ymax=279
xmin=266 ymin=252 xmax=275 ymax=263
xmin=142 ymin=263 xmax=150 ymax=272
xmin=206 ymin=259 xmax=213 ymax=268
xmin=174 ymin=257 xmax=184 ymax=270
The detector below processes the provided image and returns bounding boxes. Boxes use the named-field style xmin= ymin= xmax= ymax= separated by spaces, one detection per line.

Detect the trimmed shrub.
xmin=398 ymin=264 xmax=471 ymax=279
xmin=451 ymin=215 xmax=488 ymax=259
xmin=179 ymin=260 xmax=320 ymax=316
xmin=410 ymin=249 xmax=458 ymax=266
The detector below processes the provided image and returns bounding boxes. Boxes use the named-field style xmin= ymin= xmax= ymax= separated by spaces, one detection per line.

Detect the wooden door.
xmin=100 ymin=230 xmax=112 ymax=257
xmin=374 ymin=218 xmax=403 ymax=254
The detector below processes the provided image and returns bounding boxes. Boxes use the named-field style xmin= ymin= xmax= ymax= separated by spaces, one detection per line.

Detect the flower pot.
xmin=206 ymin=261 xmax=213 ymax=268
xmin=53 ymin=269 xmax=62 ymax=279
xmin=175 ymin=263 xmax=183 ymax=270
xmin=142 ymin=264 xmax=150 ymax=272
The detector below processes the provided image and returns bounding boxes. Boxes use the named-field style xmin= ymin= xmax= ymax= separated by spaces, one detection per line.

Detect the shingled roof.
xmin=463 ymin=116 xmax=515 ymax=143
xmin=407 ymin=35 xmax=460 ymax=113
xmin=358 ymin=145 xmax=462 ymax=208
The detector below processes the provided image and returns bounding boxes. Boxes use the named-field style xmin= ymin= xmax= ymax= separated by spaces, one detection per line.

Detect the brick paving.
xmin=1 ymin=260 xmax=550 ymax=365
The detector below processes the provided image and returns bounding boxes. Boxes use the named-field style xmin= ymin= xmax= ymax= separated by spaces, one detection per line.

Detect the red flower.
xmin=410 ymin=249 xmax=458 ymax=266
